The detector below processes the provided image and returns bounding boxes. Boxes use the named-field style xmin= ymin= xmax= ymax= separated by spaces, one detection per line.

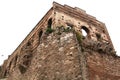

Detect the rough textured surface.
xmin=0 ymin=2 xmax=120 ymax=80
xmin=87 ymin=52 xmax=120 ymax=80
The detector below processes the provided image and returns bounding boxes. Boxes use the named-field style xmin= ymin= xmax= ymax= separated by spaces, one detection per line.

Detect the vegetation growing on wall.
xmin=56 ymin=25 xmax=72 ymax=35
xmin=75 ymin=31 xmax=82 ymax=44
xmin=63 ymin=27 xmax=72 ymax=32
xmin=46 ymin=27 xmax=54 ymax=34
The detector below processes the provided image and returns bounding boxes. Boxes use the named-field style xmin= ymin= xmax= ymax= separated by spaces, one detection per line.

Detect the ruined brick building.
xmin=0 ymin=2 xmax=120 ymax=80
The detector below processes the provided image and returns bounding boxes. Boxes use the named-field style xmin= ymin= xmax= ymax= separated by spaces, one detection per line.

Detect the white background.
xmin=0 ymin=0 xmax=120 ymax=65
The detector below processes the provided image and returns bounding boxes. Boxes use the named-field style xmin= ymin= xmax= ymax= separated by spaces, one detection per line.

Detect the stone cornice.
xmin=53 ymin=2 xmax=105 ymax=27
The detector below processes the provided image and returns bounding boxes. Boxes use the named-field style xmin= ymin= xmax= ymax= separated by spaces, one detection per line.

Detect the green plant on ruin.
xmin=46 ymin=26 xmax=54 ymax=34
xmin=56 ymin=25 xmax=73 ymax=33
xmin=56 ymin=26 xmax=63 ymax=35
xmin=46 ymin=27 xmax=54 ymax=33
xmin=63 ymin=26 xmax=72 ymax=32
xmin=75 ymin=31 xmax=83 ymax=44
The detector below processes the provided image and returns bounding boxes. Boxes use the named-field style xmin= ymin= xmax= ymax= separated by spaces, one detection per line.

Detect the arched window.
xmin=39 ymin=30 xmax=43 ymax=38
xmin=39 ymin=30 xmax=43 ymax=41
xmin=46 ymin=18 xmax=54 ymax=34
xmin=81 ymin=26 xmax=89 ymax=37
xmin=47 ymin=18 xmax=52 ymax=28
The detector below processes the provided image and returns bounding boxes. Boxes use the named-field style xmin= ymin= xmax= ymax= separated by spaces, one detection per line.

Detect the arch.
xmin=47 ymin=18 xmax=52 ymax=28
xmin=39 ymin=30 xmax=43 ymax=42
xmin=39 ymin=30 xmax=43 ymax=39
xmin=81 ymin=26 xmax=89 ymax=36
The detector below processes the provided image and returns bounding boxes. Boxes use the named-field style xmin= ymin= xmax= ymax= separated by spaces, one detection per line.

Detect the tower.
xmin=0 ymin=2 xmax=120 ymax=80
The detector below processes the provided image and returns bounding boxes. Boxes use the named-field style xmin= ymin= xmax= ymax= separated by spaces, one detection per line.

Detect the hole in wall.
xmin=46 ymin=18 xmax=54 ymax=34
xmin=103 ymin=30 xmax=105 ymax=33
xmin=47 ymin=18 xmax=52 ymax=28
xmin=14 ymin=55 xmax=18 ymax=64
xmin=96 ymin=33 xmax=101 ymax=40
xmin=27 ymin=42 xmax=31 ymax=46
xmin=82 ymin=29 xmax=87 ymax=36
xmin=81 ymin=26 xmax=89 ymax=37
xmin=39 ymin=30 xmax=43 ymax=40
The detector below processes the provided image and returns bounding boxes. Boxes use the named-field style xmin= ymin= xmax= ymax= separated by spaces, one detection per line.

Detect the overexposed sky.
xmin=0 ymin=0 xmax=120 ymax=65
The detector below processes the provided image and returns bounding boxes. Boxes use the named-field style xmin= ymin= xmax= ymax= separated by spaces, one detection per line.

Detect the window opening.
xmin=39 ymin=30 xmax=43 ymax=39
xmin=47 ymin=18 xmax=52 ymax=28
xmin=81 ymin=26 xmax=89 ymax=37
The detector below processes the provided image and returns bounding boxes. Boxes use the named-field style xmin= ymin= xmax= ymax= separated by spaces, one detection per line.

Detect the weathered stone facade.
xmin=0 ymin=2 xmax=120 ymax=80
